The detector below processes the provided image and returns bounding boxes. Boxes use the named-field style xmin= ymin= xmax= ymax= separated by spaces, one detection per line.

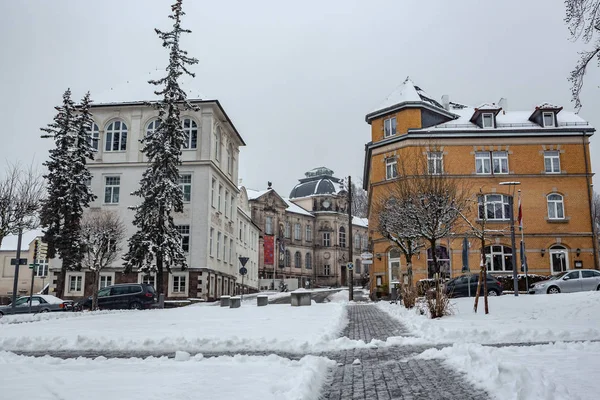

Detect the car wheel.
xmin=129 ymin=301 xmax=142 ymax=310
xmin=0 ymin=312 xmax=3 ymax=318
xmin=547 ymin=286 xmax=561 ymax=294
xmin=597 ymin=284 xmax=600 ymax=291
xmin=39 ymin=309 xmax=49 ymax=313
xmin=488 ymin=289 xmax=499 ymax=296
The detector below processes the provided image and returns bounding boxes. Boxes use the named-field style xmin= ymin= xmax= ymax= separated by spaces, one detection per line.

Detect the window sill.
xmin=546 ymin=217 xmax=570 ymax=223
xmin=182 ymin=148 xmax=197 ymax=151
xmin=102 ymin=203 xmax=120 ymax=206
xmin=104 ymin=150 xmax=127 ymax=153
xmin=544 ymin=172 xmax=561 ymax=175
xmin=476 ymin=219 xmax=510 ymax=224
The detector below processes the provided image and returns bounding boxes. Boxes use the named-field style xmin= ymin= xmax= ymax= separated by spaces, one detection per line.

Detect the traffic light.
xmin=33 ymin=239 xmax=39 ymax=262
xmin=38 ymin=240 xmax=48 ymax=261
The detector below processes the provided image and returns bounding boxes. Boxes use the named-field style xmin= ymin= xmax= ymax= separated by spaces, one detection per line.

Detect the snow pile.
xmin=0 ymin=309 xmax=132 ymax=325
xmin=417 ymin=341 xmax=600 ymax=400
xmin=0 ymin=303 xmax=348 ymax=353
xmin=379 ymin=291 xmax=600 ymax=344
xmin=327 ymin=290 xmax=349 ymax=303
xmin=0 ymin=351 xmax=336 ymax=400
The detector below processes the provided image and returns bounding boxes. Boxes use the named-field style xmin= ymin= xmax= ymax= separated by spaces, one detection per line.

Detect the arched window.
xmin=86 ymin=122 xmax=99 ymax=151
xmin=182 ymin=118 xmax=198 ymax=149
xmin=305 ymin=253 xmax=312 ymax=269
xmin=484 ymin=245 xmax=513 ymax=272
xmin=285 ymin=250 xmax=291 ymax=268
xmin=294 ymin=251 xmax=301 ymax=268
xmin=227 ymin=144 xmax=233 ymax=174
xmin=339 ymin=226 xmax=346 ymax=247
xmin=478 ymin=194 xmax=511 ymax=220
xmin=214 ymin=127 xmax=222 ymax=161
xmin=146 ymin=119 xmax=161 ymax=138
xmin=355 ymin=259 xmax=362 ymax=274
xmin=547 ymin=194 xmax=565 ymax=220
xmin=105 ymin=120 xmax=128 ymax=152
xmin=427 ymin=246 xmax=450 ymax=278
xmin=354 ymin=234 xmax=361 ymax=249
xmin=549 ymin=245 xmax=569 ymax=273
xmin=284 ymin=222 xmax=291 ymax=238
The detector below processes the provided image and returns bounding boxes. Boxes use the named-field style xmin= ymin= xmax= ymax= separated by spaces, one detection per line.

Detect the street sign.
xmin=360 ymin=252 xmax=373 ymax=259
xmin=10 ymin=258 xmax=27 ymax=265
xmin=347 ymin=262 xmax=354 ymax=270
xmin=239 ymin=267 xmax=248 ymax=276
xmin=238 ymin=256 xmax=249 ymax=267
xmin=361 ymin=259 xmax=373 ymax=265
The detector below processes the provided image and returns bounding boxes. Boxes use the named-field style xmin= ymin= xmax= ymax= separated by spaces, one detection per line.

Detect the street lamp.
xmin=499 ymin=181 xmax=521 ymax=296
xmin=339 ymin=176 xmax=354 ymax=301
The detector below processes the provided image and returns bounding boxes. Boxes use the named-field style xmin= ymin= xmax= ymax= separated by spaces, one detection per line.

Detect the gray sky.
xmin=1 ymin=0 xmax=598 ymax=197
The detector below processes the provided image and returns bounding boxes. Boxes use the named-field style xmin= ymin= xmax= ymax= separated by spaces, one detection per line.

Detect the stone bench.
xmin=257 ymin=295 xmax=268 ymax=307
xmin=220 ymin=295 xmax=231 ymax=307
xmin=290 ymin=291 xmax=312 ymax=307
xmin=229 ymin=296 xmax=241 ymax=308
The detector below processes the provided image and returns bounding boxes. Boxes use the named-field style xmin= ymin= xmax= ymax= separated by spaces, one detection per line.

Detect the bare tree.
xmin=565 ymin=0 xmax=600 ymax=110
xmin=0 ymin=163 xmax=44 ymax=247
xmin=352 ymin=181 xmax=368 ymax=218
xmin=593 ymin=191 xmax=600 ymax=232
xmin=80 ymin=211 xmax=126 ymax=310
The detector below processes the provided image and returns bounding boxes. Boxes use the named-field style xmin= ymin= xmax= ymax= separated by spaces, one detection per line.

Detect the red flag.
xmin=517 ymin=193 xmax=523 ymax=230
xmin=264 ymin=235 xmax=274 ymax=265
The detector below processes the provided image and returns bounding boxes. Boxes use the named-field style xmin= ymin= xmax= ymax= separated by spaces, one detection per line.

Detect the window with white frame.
xmin=323 ymin=232 xmax=331 ymax=247
xmin=227 ymin=145 xmax=233 ymax=175
xmin=543 ymin=112 xmax=555 ymax=127
xmin=484 ymin=245 xmax=513 ymax=272
xmin=294 ymin=223 xmax=301 ymax=240
xmin=146 ymin=119 xmax=160 ymax=138
xmin=179 ymin=174 xmax=192 ymax=202
xmin=306 ymin=225 xmax=312 ymax=241
xmin=182 ymin=118 xmax=198 ymax=149
xmin=285 ymin=250 xmax=291 ymax=267
xmin=230 ymin=195 xmax=234 ymax=219
xmin=87 ymin=122 xmax=99 ymax=151
xmin=229 ymin=238 xmax=233 ymax=264
xmin=217 ymin=232 xmax=222 ymax=259
xmin=339 ymin=226 xmax=346 ymax=247
xmin=105 ymin=120 xmax=127 ymax=151
xmin=323 ymin=264 xmax=331 ymax=275
xmin=362 ymin=236 xmax=368 ymax=250
xmin=475 ymin=152 xmax=491 ymax=174
xmin=284 ymin=222 xmax=291 ymax=238
xmin=69 ymin=275 xmax=82 ymax=292
xmin=354 ymin=234 xmax=361 ymax=249
xmin=294 ymin=251 xmax=301 ymax=268
xmin=305 ymin=253 xmax=312 ymax=269
xmin=384 ymin=117 xmax=397 ymax=138
xmin=386 ymin=157 xmax=398 ymax=180
xmin=482 ymin=113 xmax=494 ymax=128
xmin=209 ymin=228 xmax=214 ymax=257
xmin=176 ymin=225 xmax=190 ymax=252
xmin=547 ymin=194 xmax=565 ymax=220
xmin=141 ymin=274 xmax=155 ymax=287
xmin=238 ymin=220 xmax=242 ymax=240
xmin=104 ymin=176 xmax=120 ymax=204
xmin=172 ymin=275 xmax=186 ymax=293
xmin=211 ymin=178 xmax=216 ymax=208
xmin=215 ymin=128 xmax=222 ymax=161
xmin=427 ymin=152 xmax=443 ymax=175
xmin=544 ymin=151 xmax=560 ymax=173
xmin=265 ymin=216 xmax=273 ymax=235
xmin=492 ymin=151 xmax=509 ymax=174
xmin=223 ymin=235 xmax=228 ymax=263
xmin=225 ymin=190 xmax=230 ymax=218
xmin=35 ymin=259 xmax=48 ymax=277
xmin=478 ymin=194 xmax=512 ymax=220
xmin=99 ymin=274 xmax=113 ymax=289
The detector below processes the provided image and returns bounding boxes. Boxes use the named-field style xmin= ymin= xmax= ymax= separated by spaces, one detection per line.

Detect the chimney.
xmin=238 ymin=178 xmax=243 ymax=186
xmin=499 ymin=98 xmax=507 ymax=114
xmin=441 ymin=94 xmax=450 ymax=111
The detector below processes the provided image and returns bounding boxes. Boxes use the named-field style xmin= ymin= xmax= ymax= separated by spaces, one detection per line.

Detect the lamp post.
xmin=499 ymin=181 xmax=521 ymax=296
xmin=339 ymin=176 xmax=354 ymax=301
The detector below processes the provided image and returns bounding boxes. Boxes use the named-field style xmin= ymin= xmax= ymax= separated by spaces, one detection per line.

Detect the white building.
xmin=49 ymin=79 xmax=257 ymax=301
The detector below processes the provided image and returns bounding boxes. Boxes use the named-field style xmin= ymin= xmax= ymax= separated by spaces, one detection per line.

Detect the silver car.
xmin=529 ymin=269 xmax=600 ymax=294
xmin=0 ymin=295 xmax=72 ymax=317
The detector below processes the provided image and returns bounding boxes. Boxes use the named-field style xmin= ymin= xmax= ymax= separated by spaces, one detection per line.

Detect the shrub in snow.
xmin=421 ymin=286 xmax=452 ymax=319
xmin=400 ymin=285 xmax=417 ymax=309
xmin=494 ymin=274 xmax=550 ymax=292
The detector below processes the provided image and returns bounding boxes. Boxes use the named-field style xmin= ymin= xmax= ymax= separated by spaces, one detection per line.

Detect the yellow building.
xmin=363 ymin=78 xmax=597 ymax=295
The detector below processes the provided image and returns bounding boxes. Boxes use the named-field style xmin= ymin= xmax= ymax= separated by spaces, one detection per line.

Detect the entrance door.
xmin=341 ymin=266 xmax=347 ymax=286
xmin=388 ymin=248 xmax=401 ymax=295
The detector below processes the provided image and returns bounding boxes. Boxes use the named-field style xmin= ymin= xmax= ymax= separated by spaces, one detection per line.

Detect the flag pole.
xmin=518 ymin=189 xmax=529 ymax=293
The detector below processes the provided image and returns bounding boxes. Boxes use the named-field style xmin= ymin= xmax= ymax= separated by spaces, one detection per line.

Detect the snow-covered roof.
xmin=536 ymin=102 xmax=562 ymax=110
xmin=283 ymin=199 xmax=314 ymax=218
xmin=371 ymin=77 xmax=422 ymax=114
xmin=474 ymin=103 xmax=501 ymax=111
xmin=246 ymin=188 xmax=272 ymax=201
xmin=0 ymin=229 xmax=43 ymax=251
xmin=352 ymin=217 xmax=368 ymax=228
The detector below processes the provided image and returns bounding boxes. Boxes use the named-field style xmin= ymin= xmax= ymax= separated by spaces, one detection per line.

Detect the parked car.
xmin=444 ymin=274 xmax=503 ymax=297
xmin=74 ymin=283 xmax=157 ymax=311
xmin=0 ymin=295 xmax=73 ymax=318
xmin=529 ymin=269 xmax=600 ymax=294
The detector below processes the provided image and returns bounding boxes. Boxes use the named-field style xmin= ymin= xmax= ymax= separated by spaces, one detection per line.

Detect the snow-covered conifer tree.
xmin=40 ymin=90 xmax=97 ymax=297
xmin=123 ymin=0 xmax=198 ymax=295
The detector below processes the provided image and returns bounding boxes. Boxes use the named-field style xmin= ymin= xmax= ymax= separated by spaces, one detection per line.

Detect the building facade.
xmin=48 ymin=94 xmax=259 ymax=301
xmin=364 ymin=78 xmax=597 ymax=294
xmin=249 ymin=168 xmax=369 ymax=290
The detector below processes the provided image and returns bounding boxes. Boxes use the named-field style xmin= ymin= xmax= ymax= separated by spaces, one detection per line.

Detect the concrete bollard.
xmin=220 ymin=295 xmax=231 ymax=307
xmin=257 ymin=295 xmax=268 ymax=307
xmin=290 ymin=292 xmax=312 ymax=306
xmin=229 ymin=296 xmax=241 ymax=308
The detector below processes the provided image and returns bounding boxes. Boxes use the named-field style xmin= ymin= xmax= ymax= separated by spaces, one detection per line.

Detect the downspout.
xmin=582 ymin=132 xmax=599 ymax=269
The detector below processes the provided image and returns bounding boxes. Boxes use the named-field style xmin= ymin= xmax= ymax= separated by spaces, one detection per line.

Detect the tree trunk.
xmin=55 ymin=267 xmax=67 ymax=299
xmin=156 ymin=252 xmax=164 ymax=296
xmin=430 ymin=239 xmax=439 ymax=291
xmin=406 ymin=257 xmax=413 ymax=287
xmin=91 ymin=269 xmax=100 ymax=310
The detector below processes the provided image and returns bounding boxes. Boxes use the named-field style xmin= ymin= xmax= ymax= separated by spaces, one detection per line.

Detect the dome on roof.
xmin=289 ymin=167 xmax=342 ymax=199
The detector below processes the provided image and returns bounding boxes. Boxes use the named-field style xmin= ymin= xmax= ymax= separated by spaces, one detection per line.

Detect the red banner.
xmin=264 ymin=235 xmax=274 ymax=265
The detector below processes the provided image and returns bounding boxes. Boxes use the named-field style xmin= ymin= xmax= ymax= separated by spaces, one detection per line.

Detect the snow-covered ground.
xmin=418 ymin=341 xmax=600 ymax=400
xmin=0 ymin=351 xmax=335 ymax=400
xmin=0 ymin=302 xmax=348 ymax=353
xmin=379 ymin=291 xmax=600 ymax=344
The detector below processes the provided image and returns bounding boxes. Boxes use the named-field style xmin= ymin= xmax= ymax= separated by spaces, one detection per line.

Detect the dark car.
xmin=444 ymin=274 xmax=503 ymax=297
xmin=75 ymin=283 xmax=157 ymax=311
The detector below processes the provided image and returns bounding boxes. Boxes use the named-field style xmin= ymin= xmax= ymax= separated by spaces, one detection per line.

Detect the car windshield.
xmin=550 ymin=272 xmax=568 ymax=280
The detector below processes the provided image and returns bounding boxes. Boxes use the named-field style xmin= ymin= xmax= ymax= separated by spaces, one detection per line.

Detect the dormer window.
xmin=384 ymin=117 xmax=397 ymax=138
xmin=482 ymin=113 xmax=494 ymax=128
xmin=543 ymin=112 xmax=555 ymax=127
